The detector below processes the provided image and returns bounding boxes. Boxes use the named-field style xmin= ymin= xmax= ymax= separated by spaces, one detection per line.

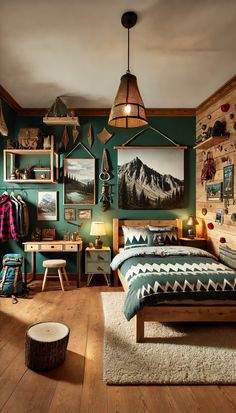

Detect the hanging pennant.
xmin=87 ymin=124 xmax=93 ymax=147
xmin=0 ymin=99 xmax=8 ymax=136
xmin=72 ymin=125 xmax=79 ymax=142
xmin=99 ymin=149 xmax=111 ymax=181
xmin=62 ymin=126 xmax=69 ymax=149
xmin=97 ymin=127 xmax=113 ymax=144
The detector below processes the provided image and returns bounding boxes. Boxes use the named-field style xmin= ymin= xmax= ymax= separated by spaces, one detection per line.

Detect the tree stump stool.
xmin=25 ymin=321 xmax=70 ymax=371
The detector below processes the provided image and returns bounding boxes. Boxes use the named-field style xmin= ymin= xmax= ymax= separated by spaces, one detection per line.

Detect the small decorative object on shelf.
xmin=43 ymin=97 xmax=79 ymax=126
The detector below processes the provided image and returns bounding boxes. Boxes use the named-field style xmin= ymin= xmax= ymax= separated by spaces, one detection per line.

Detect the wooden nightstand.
xmin=179 ymin=238 xmax=207 ymax=250
xmin=85 ymin=247 xmax=111 ymax=286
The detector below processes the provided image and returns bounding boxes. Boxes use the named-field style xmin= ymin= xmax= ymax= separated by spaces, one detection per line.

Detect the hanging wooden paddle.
xmin=87 ymin=124 xmax=93 ymax=147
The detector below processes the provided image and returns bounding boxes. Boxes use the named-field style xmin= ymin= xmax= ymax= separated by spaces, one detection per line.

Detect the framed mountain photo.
xmin=63 ymin=158 xmax=95 ymax=205
xmin=117 ymin=148 xmax=184 ymax=209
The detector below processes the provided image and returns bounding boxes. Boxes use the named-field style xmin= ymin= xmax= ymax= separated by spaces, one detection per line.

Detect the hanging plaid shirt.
xmin=0 ymin=194 xmax=18 ymax=240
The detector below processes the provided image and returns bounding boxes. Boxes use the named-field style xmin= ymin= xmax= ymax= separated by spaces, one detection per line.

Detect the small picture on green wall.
xmin=78 ymin=209 xmax=92 ymax=219
xmin=64 ymin=208 xmax=76 ymax=221
xmin=37 ymin=191 xmax=58 ymax=221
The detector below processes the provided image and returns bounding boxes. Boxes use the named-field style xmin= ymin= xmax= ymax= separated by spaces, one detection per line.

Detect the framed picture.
xmin=64 ymin=208 xmax=76 ymax=221
xmin=215 ymin=208 xmax=224 ymax=225
xmin=78 ymin=209 xmax=92 ymax=219
xmin=206 ymin=182 xmax=222 ymax=201
xmin=37 ymin=191 xmax=58 ymax=221
xmin=118 ymin=148 xmax=184 ymax=209
xmin=223 ymin=164 xmax=234 ymax=198
xmin=63 ymin=158 xmax=95 ymax=205
xmin=41 ymin=228 xmax=56 ymax=241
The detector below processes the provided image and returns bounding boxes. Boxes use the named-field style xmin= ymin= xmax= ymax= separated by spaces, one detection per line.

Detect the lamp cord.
xmin=127 ymin=28 xmax=130 ymax=73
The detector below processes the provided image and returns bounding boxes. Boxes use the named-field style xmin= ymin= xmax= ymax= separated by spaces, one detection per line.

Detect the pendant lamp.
xmin=108 ymin=11 xmax=148 ymax=128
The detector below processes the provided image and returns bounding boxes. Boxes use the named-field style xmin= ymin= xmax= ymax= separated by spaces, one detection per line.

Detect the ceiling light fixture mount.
xmin=108 ymin=11 xmax=148 ymax=128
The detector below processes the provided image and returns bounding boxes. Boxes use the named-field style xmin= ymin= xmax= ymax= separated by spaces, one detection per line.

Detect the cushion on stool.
xmin=43 ymin=259 xmax=66 ymax=268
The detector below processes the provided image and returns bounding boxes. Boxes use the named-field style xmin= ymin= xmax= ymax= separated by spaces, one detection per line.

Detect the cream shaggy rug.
xmin=102 ymin=292 xmax=236 ymax=384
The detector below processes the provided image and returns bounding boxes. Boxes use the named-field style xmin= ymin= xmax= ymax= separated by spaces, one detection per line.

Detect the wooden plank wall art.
xmin=195 ymin=76 xmax=236 ymax=255
xmin=117 ymin=148 xmax=184 ymax=209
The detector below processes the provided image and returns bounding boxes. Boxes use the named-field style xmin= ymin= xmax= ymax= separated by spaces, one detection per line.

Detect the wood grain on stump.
xmin=25 ymin=321 xmax=70 ymax=371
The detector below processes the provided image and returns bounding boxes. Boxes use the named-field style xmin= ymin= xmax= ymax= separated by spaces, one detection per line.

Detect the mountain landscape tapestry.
xmin=118 ymin=149 xmax=184 ymax=209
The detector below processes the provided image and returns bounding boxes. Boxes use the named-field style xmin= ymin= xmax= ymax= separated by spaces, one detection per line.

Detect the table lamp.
xmin=90 ymin=221 xmax=106 ymax=249
xmin=186 ymin=215 xmax=199 ymax=239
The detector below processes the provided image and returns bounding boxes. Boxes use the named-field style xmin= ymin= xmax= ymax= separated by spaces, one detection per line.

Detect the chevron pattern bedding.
xmin=110 ymin=246 xmax=236 ymax=320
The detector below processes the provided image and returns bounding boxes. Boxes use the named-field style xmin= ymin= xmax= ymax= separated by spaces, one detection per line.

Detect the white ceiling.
xmin=0 ymin=0 xmax=236 ymax=109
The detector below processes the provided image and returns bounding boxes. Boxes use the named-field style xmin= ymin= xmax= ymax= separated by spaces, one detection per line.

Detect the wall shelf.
xmin=3 ymin=136 xmax=59 ymax=183
xmin=194 ymin=136 xmax=229 ymax=150
xmin=43 ymin=116 xmax=79 ymax=126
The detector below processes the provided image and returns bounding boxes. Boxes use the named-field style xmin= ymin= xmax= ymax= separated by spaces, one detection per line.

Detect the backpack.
xmin=0 ymin=254 xmax=25 ymax=303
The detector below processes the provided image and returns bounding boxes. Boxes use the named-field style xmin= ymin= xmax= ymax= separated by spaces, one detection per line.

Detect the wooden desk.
xmin=23 ymin=240 xmax=83 ymax=287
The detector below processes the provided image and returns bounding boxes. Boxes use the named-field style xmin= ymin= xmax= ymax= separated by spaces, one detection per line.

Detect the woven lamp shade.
xmin=108 ymin=73 xmax=148 ymax=128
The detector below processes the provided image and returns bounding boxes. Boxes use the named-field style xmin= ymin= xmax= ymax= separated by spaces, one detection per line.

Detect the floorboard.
xmin=0 ymin=280 xmax=236 ymax=413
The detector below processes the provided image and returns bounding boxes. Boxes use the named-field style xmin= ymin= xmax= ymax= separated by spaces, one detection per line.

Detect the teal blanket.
xmin=111 ymin=247 xmax=236 ymax=320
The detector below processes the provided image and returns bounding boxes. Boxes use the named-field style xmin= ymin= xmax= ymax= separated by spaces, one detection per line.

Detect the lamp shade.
xmin=90 ymin=221 xmax=106 ymax=236
xmin=108 ymin=72 xmax=148 ymax=128
xmin=186 ymin=215 xmax=199 ymax=226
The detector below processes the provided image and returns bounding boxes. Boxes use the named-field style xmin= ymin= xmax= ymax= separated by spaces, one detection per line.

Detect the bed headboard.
xmin=113 ymin=218 xmax=183 ymax=256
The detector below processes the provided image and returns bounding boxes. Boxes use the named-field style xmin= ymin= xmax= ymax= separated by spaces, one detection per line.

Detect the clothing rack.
xmin=0 ymin=186 xmax=52 ymax=191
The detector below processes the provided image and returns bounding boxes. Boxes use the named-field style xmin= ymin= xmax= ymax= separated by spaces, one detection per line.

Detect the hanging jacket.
xmin=17 ymin=195 xmax=29 ymax=237
xmin=0 ymin=194 xmax=18 ymax=240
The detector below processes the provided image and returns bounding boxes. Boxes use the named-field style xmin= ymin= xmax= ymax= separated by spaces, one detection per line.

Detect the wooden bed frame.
xmin=113 ymin=218 xmax=236 ymax=342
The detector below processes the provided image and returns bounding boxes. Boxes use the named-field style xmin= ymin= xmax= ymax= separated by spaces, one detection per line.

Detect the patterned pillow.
xmin=122 ymin=226 xmax=149 ymax=249
xmin=147 ymin=226 xmax=178 ymax=246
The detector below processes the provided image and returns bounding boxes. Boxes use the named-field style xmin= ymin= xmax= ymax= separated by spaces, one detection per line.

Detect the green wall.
xmin=0 ymin=103 xmax=196 ymax=274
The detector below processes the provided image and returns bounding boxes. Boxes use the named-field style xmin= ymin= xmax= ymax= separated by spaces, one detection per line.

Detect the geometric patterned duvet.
xmin=110 ymin=246 xmax=236 ymax=320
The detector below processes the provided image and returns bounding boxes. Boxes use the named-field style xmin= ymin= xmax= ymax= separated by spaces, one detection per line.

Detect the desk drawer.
xmin=86 ymin=262 xmax=111 ymax=274
xmin=40 ymin=245 xmax=63 ymax=251
xmin=64 ymin=245 xmax=78 ymax=251
xmin=25 ymin=244 xmax=39 ymax=251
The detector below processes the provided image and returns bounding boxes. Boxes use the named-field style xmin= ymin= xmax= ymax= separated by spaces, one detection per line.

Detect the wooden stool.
xmin=25 ymin=321 xmax=70 ymax=371
xmin=42 ymin=259 xmax=69 ymax=291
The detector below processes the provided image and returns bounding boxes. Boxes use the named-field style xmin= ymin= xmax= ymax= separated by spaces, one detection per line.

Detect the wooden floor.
xmin=1 ymin=280 xmax=236 ymax=413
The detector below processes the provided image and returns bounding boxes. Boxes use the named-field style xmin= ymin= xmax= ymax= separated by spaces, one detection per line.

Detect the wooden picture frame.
xmin=63 ymin=158 xmax=95 ymax=205
xmin=223 ymin=164 xmax=234 ymax=199
xmin=78 ymin=209 xmax=92 ymax=219
xmin=64 ymin=208 xmax=76 ymax=221
xmin=206 ymin=182 xmax=222 ymax=201
xmin=41 ymin=228 xmax=56 ymax=241
xmin=37 ymin=191 xmax=58 ymax=221
xmin=117 ymin=148 xmax=184 ymax=209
